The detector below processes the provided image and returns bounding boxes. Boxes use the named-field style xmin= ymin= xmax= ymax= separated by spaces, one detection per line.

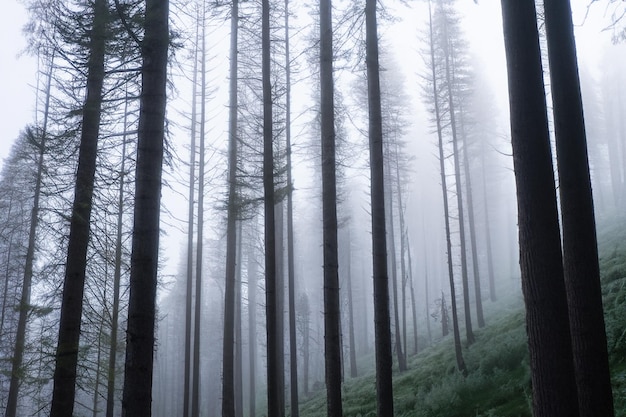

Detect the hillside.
xmin=299 ymin=217 xmax=626 ymax=417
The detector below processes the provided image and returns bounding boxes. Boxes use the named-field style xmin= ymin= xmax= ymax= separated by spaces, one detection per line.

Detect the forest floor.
xmin=297 ymin=215 xmax=626 ymax=417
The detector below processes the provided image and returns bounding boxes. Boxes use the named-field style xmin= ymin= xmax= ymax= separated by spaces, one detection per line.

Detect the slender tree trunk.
xmin=442 ymin=11 xmax=474 ymax=345
xmin=365 ymin=0 xmax=394 ymax=414
xmin=247 ymin=237 xmax=257 ymax=417
xmin=105 ymin=115 xmax=129 ymax=417
xmin=5 ymin=54 xmax=53 ymax=417
xmin=543 ymin=1 xmax=615 ymax=415
xmin=50 ymin=1 xmax=107 ymax=412
xmin=346 ymin=229 xmax=357 ymax=378
xmin=406 ymin=235 xmax=419 ymax=353
xmin=500 ymin=1 xmax=579 ymax=415
xmin=284 ymin=1 xmax=300 ymax=414
xmin=384 ymin=163 xmax=407 ymax=371
xmin=428 ymin=0 xmax=466 ymax=375
xmin=480 ymin=149 xmax=496 ymax=302
xmin=121 ymin=0 xmax=169 ymax=414
xmin=235 ymin=222 xmax=244 ymax=417
xmin=262 ymin=0 xmax=283 ymax=414
xmin=222 ymin=0 xmax=239 ymax=415
xmin=459 ymin=109 xmax=484 ymax=328
xmin=394 ymin=152 xmax=409 ymax=357
xmin=183 ymin=9 xmax=200 ymax=417
xmin=192 ymin=12 xmax=207 ymax=417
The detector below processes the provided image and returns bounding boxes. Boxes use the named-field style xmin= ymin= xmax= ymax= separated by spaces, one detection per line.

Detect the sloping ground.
xmin=299 ymin=217 xmax=626 ymax=417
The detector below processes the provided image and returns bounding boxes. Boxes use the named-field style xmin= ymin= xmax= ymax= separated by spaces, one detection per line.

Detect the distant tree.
xmin=121 ymin=0 xmax=169 ymax=415
xmin=543 ymin=0 xmax=615 ymax=415
xmin=365 ymin=0 xmax=394 ymax=415
xmin=499 ymin=0 xmax=579 ymax=415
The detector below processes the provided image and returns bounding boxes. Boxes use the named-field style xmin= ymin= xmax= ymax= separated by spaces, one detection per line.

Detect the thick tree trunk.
xmin=365 ymin=1 xmax=395 ymax=415
xmin=235 ymin=221 xmax=244 ymax=417
xmin=543 ymin=1 xmax=615 ymax=415
xmin=320 ymin=0 xmax=343 ymax=414
xmin=499 ymin=1 xmax=579 ymax=415
xmin=247 ymin=238 xmax=257 ymax=417
xmin=262 ymin=0 xmax=283 ymax=414
xmin=121 ymin=0 xmax=169 ymax=415
xmin=222 ymin=1 xmax=239 ymax=415
xmin=50 ymin=1 xmax=107 ymax=413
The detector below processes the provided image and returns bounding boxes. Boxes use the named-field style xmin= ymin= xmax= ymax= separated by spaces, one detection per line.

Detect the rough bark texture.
xmin=50 ymin=1 xmax=107 ymax=414
xmin=262 ymin=0 xmax=283 ymax=414
xmin=365 ymin=1 xmax=394 ymax=415
xmin=500 ymin=1 xmax=579 ymax=416
xmin=121 ymin=0 xmax=169 ymax=415
xmin=543 ymin=1 xmax=615 ymax=415
xmin=320 ymin=0 xmax=343 ymax=413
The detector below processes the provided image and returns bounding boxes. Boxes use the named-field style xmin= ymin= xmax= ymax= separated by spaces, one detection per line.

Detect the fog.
xmin=0 ymin=0 xmax=625 ymax=416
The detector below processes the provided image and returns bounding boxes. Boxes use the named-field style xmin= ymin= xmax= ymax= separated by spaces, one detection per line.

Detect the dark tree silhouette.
xmin=121 ymin=0 xmax=169 ymax=415
xmin=500 ymin=1 xmax=579 ymax=415
xmin=543 ymin=0 xmax=615 ymax=415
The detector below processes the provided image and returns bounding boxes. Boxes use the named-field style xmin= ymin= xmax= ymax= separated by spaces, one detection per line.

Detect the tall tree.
xmin=320 ymin=0 xmax=343 ymax=414
xmin=222 ymin=0 xmax=239 ymax=413
xmin=4 ymin=50 xmax=54 ymax=417
xmin=499 ymin=0 xmax=579 ymax=415
xmin=365 ymin=0 xmax=394 ymax=415
xmin=261 ymin=0 xmax=283 ymax=414
xmin=121 ymin=0 xmax=169 ymax=415
xmin=50 ymin=0 xmax=108 ymax=413
xmin=543 ymin=0 xmax=615 ymax=415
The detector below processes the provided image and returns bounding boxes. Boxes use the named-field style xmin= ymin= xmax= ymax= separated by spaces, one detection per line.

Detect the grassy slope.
xmin=299 ymin=218 xmax=626 ymax=417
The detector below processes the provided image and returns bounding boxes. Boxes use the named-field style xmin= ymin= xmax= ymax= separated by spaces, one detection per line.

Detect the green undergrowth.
xmin=298 ymin=217 xmax=626 ymax=417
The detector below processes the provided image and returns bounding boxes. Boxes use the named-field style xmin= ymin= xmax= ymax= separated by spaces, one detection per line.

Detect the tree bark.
xmin=121 ymin=0 xmax=169 ymax=415
xmin=223 ymin=0 xmax=239 ymax=415
xmin=262 ymin=0 xmax=283 ymax=414
xmin=50 ymin=0 xmax=107 ymax=412
xmin=499 ymin=1 xmax=579 ymax=415
xmin=543 ymin=1 xmax=615 ymax=415
xmin=365 ymin=0 xmax=395 ymax=415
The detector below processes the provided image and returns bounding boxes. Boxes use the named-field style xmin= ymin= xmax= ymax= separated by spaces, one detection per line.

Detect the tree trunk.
xmin=105 ymin=112 xmax=129 ymax=417
xmin=223 ymin=0 xmax=239 ymax=415
xmin=121 ymin=0 xmax=169 ymax=414
xmin=346 ymin=229 xmax=358 ymax=378
xmin=5 ymin=53 xmax=53 ymax=417
xmin=247 ymin=232 xmax=257 ymax=417
xmin=406 ymin=235 xmax=419 ymax=353
xmin=183 ymin=9 xmax=200 ymax=417
xmin=262 ymin=0 xmax=283 ymax=414
xmin=235 ymin=221 xmax=244 ymax=417
xmin=459 ymin=109 xmax=485 ymax=328
xmin=192 ymin=11 xmax=207 ymax=416
xmin=428 ymin=0 xmax=466 ymax=375
xmin=384 ymin=161 xmax=407 ymax=371
xmin=320 ymin=0 xmax=343 ymax=414
xmin=50 ymin=0 xmax=107 ymax=412
xmin=543 ymin=1 xmax=615 ymax=415
xmin=480 ymin=148 xmax=496 ymax=302
xmin=499 ymin=1 xmax=579 ymax=415
xmin=365 ymin=0 xmax=395 ymax=415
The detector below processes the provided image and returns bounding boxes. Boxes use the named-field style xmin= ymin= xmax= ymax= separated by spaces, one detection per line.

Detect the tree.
xmin=543 ymin=0 xmax=615 ymax=415
xmin=121 ymin=0 xmax=169 ymax=415
xmin=499 ymin=0 xmax=579 ymax=415
xmin=222 ymin=1 xmax=239 ymax=415
xmin=319 ymin=0 xmax=343 ymax=414
xmin=365 ymin=0 xmax=394 ymax=415
xmin=261 ymin=0 xmax=283 ymax=414
xmin=49 ymin=0 xmax=108 ymax=413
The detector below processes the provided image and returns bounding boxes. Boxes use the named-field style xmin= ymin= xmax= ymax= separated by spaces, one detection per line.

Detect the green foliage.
xmin=299 ymin=216 xmax=626 ymax=417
